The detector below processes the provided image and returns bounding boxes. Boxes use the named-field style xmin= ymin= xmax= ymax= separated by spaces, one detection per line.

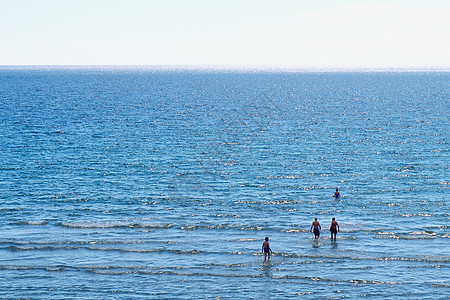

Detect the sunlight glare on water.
xmin=0 ymin=67 xmax=448 ymax=298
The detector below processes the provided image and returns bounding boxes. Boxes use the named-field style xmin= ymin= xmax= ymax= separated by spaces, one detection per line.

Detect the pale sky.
xmin=1 ymin=0 xmax=449 ymax=67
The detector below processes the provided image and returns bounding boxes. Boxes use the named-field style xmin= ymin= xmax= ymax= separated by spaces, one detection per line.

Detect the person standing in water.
xmin=333 ymin=189 xmax=340 ymax=198
xmin=330 ymin=217 xmax=340 ymax=240
xmin=262 ymin=237 xmax=272 ymax=261
xmin=310 ymin=218 xmax=321 ymax=241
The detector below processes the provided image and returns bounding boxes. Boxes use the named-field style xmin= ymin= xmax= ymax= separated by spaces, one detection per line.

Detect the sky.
xmin=0 ymin=0 xmax=449 ymax=68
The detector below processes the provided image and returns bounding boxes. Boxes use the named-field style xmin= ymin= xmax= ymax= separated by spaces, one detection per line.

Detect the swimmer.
xmin=333 ymin=189 xmax=340 ymax=198
xmin=262 ymin=237 xmax=272 ymax=261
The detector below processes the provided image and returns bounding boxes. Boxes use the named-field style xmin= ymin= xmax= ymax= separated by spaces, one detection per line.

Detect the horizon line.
xmin=0 ymin=64 xmax=449 ymax=72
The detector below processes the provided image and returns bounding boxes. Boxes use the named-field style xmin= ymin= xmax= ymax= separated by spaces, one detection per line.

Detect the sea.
xmin=0 ymin=66 xmax=448 ymax=299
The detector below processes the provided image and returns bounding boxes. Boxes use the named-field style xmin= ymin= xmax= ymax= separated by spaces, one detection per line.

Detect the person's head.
xmin=315 ymin=217 xmax=317 ymax=221
xmin=336 ymin=189 xmax=339 ymax=192
xmin=265 ymin=237 xmax=269 ymax=241
xmin=332 ymin=217 xmax=335 ymax=221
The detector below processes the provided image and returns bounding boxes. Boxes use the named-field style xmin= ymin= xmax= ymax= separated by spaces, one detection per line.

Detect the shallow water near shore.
xmin=0 ymin=67 xmax=449 ymax=299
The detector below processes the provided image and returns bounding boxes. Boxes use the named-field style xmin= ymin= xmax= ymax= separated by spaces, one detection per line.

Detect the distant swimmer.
xmin=310 ymin=218 xmax=321 ymax=241
xmin=330 ymin=217 xmax=340 ymax=240
xmin=262 ymin=237 xmax=272 ymax=261
xmin=333 ymin=189 xmax=340 ymax=198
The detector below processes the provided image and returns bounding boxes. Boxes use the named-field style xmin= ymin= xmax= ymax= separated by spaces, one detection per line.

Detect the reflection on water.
xmin=331 ymin=240 xmax=338 ymax=249
xmin=261 ymin=261 xmax=273 ymax=277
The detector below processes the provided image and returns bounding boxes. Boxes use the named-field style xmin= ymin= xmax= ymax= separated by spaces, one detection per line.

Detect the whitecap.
xmin=26 ymin=220 xmax=48 ymax=226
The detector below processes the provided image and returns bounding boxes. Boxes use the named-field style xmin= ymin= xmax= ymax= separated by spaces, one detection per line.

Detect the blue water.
xmin=0 ymin=67 xmax=449 ymax=299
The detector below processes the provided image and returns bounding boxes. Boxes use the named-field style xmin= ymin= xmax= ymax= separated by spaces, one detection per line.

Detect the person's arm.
xmin=310 ymin=224 xmax=313 ymax=231
xmin=337 ymin=223 xmax=340 ymax=231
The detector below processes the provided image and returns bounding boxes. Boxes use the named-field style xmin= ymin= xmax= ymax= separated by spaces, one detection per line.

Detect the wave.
xmin=348 ymin=279 xmax=401 ymax=286
xmin=16 ymin=220 xmax=49 ymax=226
xmin=430 ymin=283 xmax=450 ymax=288
xmin=85 ymin=247 xmax=254 ymax=256
xmin=5 ymin=245 xmax=159 ymax=253
xmin=408 ymin=265 xmax=448 ymax=269
xmin=377 ymin=256 xmax=450 ymax=263
xmin=180 ymin=224 xmax=263 ymax=231
xmin=229 ymin=238 xmax=258 ymax=242
xmin=8 ymin=245 xmax=79 ymax=251
xmin=58 ymin=221 xmax=267 ymax=231
xmin=0 ymin=262 xmax=446 ymax=283
xmin=60 ymin=221 xmax=173 ymax=229
xmin=5 ymin=243 xmax=449 ymax=263
xmin=338 ymin=266 xmax=372 ymax=270
xmin=86 ymin=247 xmax=205 ymax=255
xmin=375 ymin=231 xmax=447 ymax=240
xmin=1 ymin=240 xmax=148 ymax=246
xmin=9 ymin=265 xmax=404 ymax=286
xmin=268 ymin=252 xmax=450 ymax=263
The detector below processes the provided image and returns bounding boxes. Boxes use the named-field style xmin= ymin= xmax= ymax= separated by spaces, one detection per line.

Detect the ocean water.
xmin=0 ymin=67 xmax=448 ymax=299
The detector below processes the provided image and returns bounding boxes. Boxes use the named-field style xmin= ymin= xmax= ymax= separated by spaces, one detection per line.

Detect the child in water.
xmin=262 ymin=237 xmax=272 ymax=261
